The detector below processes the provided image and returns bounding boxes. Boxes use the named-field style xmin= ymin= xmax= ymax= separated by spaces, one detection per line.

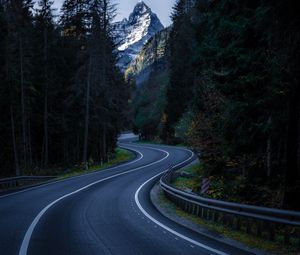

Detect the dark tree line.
xmin=163 ymin=0 xmax=300 ymax=209
xmin=131 ymin=0 xmax=299 ymax=209
xmin=0 ymin=0 xmax=129 ymax=176
xmin=131 ymin=28 xmax=170 ymax=141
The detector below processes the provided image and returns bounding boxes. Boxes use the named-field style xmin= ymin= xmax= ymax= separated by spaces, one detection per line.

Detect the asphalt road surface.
xmin=0 ymin=136 xmax=253 ymax=255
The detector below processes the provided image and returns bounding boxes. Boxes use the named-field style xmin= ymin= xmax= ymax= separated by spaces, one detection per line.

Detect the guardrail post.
xmin=209 ymin=210 xmax=214 ymax=222
xmin=213 ymin=211 xmax=218 ymax=222
xmin=206 ymin=209 xmax=210 ymax=220
xmin=192 ymin=204 xmax=196 ymax=215
xmin=184 ymin=201 xmax=188 ymax=212
xmin=268 ymin=223 xmax=275 ymax=241
xmin=181 ymin=199 xmax=185 ymax=210
xmin=212 ymin=210 xmax=217 ymax=222
xmin=210 ymin=210 xmax=213 ymax=221
xmin=284 ymin=226 xmax=290 ymax=245
xmin=246 ymin=220 xmax=252 ymax=234
xmin=196 ymin=205 xmax=200 ymax=217
xmin=178 ymin=198 xmax=181 ymax=209
xmin=298 ymin=229 xmax=300 ymax=249
xmin=204 ymin=208 xmax=208 ymax=219
xmin=222 ymin=213 xmax=227 ymax=225
xmin=236 ymin=217 xmax=241 ymax=231
xmin=172 ymin=195 xmax=176 ymax=204
xmin=256 ymin=221 xmax=262 ymax=237
xmin=177 ymin=196 xmax=180 ymax=205
xmin=228 ymin=215 xmax=234 ymax=228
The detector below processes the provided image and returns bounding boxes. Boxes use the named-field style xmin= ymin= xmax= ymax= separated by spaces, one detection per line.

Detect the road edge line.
xmin=18 ymin=146 xmax=169 ymax=255
xmin=134 ymin=148 xmax=229 ymax=255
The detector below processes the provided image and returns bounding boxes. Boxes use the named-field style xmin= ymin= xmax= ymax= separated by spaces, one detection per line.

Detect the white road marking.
xmin=134 ymin=149 xmax=230 ymax=255
xmin=19 ymin=145 xmax=170 ymax=255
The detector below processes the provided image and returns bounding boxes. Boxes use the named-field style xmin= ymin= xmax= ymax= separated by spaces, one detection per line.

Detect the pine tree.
xmin=163 ymin=0 xmax=196 ymax=143
xmin=81 ymin=0 xmax=127 ymax=168
xmin=35 ymin=0 xmax=56 ymax=166
xmin=3 ymin=0 xmax=35 ymax=173
xmin=60 ymin=0 xmax=90 ymax=39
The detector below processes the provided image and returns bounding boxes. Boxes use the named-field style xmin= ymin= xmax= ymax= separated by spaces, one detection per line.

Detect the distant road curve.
xmin=0 ymin=135 xmax=252 ymax=255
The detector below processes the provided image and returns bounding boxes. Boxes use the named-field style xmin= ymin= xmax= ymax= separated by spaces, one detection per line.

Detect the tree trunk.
xmin=77 ymin=131 xmax=80 ymax=162
xmin=83 ymin=57 xmax=92 ymax=170
xmin=267 ymin=116 xmax=272 ymax=177
xmin=102 ymin=126 xmax=107 ymax=161
xmin=284 ymin=82 xmax=300 ymax=209
xmin=43 ymin=26 xmax=49 ymax=166
xmin=28 ymin=120 xmax=32 ymax=167
xmin=62 ymin=112 xmax=67 ymax=163
xmin=7 ymin=35 xmax=21 ymax=176
xmin=19 ymin=38 xmax=27 ymax=171
xmin=10 ymin=104 xmax=20 ymax=176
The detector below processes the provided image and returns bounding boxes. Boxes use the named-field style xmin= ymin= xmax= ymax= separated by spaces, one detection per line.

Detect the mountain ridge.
xmin=115 ymin=1 xmax=164 ymax=71
xmin=125 ymin=27 xmax=171 ymax=85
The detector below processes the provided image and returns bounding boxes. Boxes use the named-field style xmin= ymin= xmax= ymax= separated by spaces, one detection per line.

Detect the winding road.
xmin=0 ymin=135 xmax=253 ymax=255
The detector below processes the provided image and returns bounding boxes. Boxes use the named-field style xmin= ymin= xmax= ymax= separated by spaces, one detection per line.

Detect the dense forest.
xmin=133 ymin=0 xmax=300 ymax=210
xmin=0 ymin=0 xmax=129 ymax=177
xmin=1 ymin=0 xmax=299 ymax=210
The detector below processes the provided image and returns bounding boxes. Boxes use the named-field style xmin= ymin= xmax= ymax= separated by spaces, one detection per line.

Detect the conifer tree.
xmin=35 ymin=0 xmax=56 ymax=166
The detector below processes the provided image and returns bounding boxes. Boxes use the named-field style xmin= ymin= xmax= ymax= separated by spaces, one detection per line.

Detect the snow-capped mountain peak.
xmin=116 ymin=1 xmax=164 ymax=71
xmin=130 ymin=1 xmax=151 ymax=18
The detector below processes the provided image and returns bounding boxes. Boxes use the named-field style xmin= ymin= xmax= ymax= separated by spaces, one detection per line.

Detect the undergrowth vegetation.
xmin=57 ymin=148 xmax=134 ymax=179
xmin=172 ymin=163 xmax=284 ymax=208
xmin=158 ymin=187 xmax=298 ymax=255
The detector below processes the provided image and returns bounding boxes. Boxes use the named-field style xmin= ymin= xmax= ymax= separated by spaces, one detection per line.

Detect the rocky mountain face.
xmin=125 ymin=27 xmax=171 ymax=86
xmin=115 ymin=1 xmax=164 ymax=72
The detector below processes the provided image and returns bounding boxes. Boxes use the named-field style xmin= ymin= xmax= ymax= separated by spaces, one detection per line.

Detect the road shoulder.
xmin=150 ymin=182 xmax=272 ymax=255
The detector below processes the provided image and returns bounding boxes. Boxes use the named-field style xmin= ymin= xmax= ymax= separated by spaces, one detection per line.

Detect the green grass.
xmin=0 ymin=148 xmax=134 ymax=192
xmin=158 ymin=191 xmax=299 ymax=255
xmin=169 ymin=163 xmax=299 ymax=253
xmin=172 ymin=163 xmax=202 ymax=192
xmin=57 ymin=148 xmax=134 ymax=179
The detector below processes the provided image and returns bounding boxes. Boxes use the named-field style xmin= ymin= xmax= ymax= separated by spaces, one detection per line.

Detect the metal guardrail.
xmin=160 ymin=165 xmax=300 ymax=248
xmin=0 ymin=176 xmax=56 ymax=190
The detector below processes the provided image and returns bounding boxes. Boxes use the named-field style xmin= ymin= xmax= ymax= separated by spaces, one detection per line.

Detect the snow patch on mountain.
xmin=115 ymin=1 xmax=164 ymax=72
